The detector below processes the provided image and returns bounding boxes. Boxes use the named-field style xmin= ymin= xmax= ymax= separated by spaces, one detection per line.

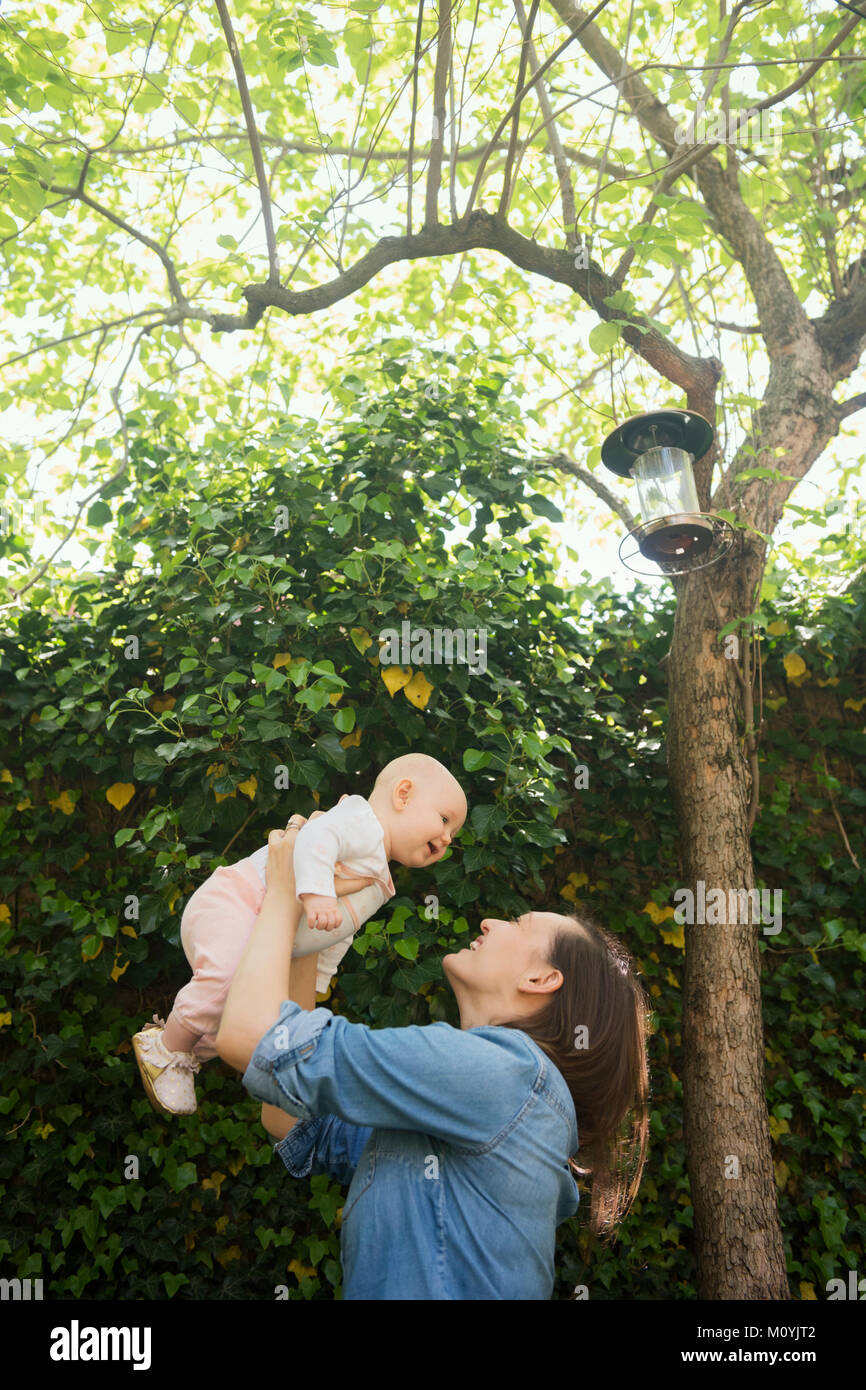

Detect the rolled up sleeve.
xmin=242 ymin=998 xmax=535 ymax=1148
xmin=274 ymin=1113 xmax=373 ymax=1186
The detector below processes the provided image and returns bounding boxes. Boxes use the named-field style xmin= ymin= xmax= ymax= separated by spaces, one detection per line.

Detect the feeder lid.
xmin=601 ymin=409 xmax=714 ymax=478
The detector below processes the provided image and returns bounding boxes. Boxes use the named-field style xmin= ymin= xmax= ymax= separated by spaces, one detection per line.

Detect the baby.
xmin=132 ymin=753 xmax=467 ymax=1116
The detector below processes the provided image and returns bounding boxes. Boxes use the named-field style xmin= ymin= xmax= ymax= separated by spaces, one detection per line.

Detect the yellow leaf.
xmin=0 ymin=905 xmax=9 ymax=923
xmin=16 ymin=797 xmax=31 ymax=810
xmin=767 ymin=620 xmax=788 ymax=636
xmin=774 ymin=1159 xmax=790 ymax=1187
xmin=328 ymin=690 xmax=342 ymax=706
xmin=769 ymin=1115 xmax=789 ymax=1141
xmin=569 ymin=872 xmax=589 ymax=888
xmin=111 ymin=956 xmax=130 ymax=982
xmin=288 ymin=1258 xmax=318 ymax=1281
xmin=0 ymin=1011 xmax=12 ymax=1027
xmin=167 ymin=888 xmax=180 ymax=913
xmin=184 ymin=1232 xmax=196 ymax=1252
xmin=201 ymin=1171 xmax=226 ymax=1196
xmin=799 ymin=1282 xmax=816 ymax=1301
xmin=49 ymin=790 xmax=75 ymax=815
xmin=227 ymin=1155 xmax=245 ymax=1176
xmin=403 ymin=670 xmax=434 ymax=709
xmin=381 ymin=665 xmax=412 ymax=697
xmin=81 ymin=937 xmax=103 ymax=961
xmin=237 ymin=775 xmax=257 ymax=799
xmin=783 ymin=652 xmax=806 ymax=680
xmin=560 ymin=883 xmax=577 ymax=903
xmin=660 ymin=921 xmax=685 ymax=950
xmin=764 ymin=697 xmax=787 ymax=711
xmin=121 ymin=924 xmax=137 ymax=938
xmin=650 ymin=984 xmax=661 ymax=998
xmin=816 ymin=677 xmax=839 ymax=687
xmin=150 ymin=694 xmax=176 ymax=713
xmin=214 ymin=790 xmax=236 ymax=803
xmin=206 ymin=763 xmax=225 ymax=777
xmin=36 ymin=1123 xmax=55 ymax=1140
xmin=215 ymin=1214 xmax=230 ymax=1234
xmin=272 ymin=652 xmax=293 ymax=669
xmin=72 ymin=853 xmax=90 ymax=871
xmin=340 ymin=729 xmax=362 ymax=748
xmin=106 ymin=782 xmax=135 ymax=810
xmin=844 ymin=697 xmax=866 ymax=712
xmin=643 ymin=901 xmax=673 ymax=925
xmin=217 ymin=1245 xmax=242 ymax=1269
xmin=0 ymin=769 xmax=12 ymax=783
xmin=349 ymin=627 xmax=372 ymax=654
xmin=29 ymin=711 xmax=40 ymax=724
xmin=666 ymin=968 xmax=680 ymax=989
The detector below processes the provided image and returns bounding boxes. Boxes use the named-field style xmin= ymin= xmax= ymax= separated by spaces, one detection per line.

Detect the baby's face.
xmin=389 ymin=773 xmax=467 ymax=868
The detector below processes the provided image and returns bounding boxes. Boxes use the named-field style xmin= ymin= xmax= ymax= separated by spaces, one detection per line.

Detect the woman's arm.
xmin=260 ymin=948 xmax=317 ymax=1139
xmin=215 ymin=821 xmax=302 ymax=1073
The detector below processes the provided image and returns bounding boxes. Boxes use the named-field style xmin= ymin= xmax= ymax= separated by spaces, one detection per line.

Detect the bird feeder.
xmin=600 ymin=408 xmax=733 ymax=575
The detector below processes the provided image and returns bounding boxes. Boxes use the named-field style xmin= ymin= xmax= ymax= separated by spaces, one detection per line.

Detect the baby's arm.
xmin=295 ymin=805 xmax=372 ymax=931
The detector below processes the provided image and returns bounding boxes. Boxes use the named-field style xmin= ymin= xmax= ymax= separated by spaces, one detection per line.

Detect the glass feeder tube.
xmin=631 ymin=445 xmax=701 ymax=524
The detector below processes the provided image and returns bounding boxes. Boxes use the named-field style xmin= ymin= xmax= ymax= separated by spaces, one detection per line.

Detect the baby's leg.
xmin=164 ymin=863 xmax=265 ymax=1061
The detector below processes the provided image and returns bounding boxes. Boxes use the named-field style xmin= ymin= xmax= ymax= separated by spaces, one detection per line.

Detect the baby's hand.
xmin=301 ymin=893 xmax=342 ymax=931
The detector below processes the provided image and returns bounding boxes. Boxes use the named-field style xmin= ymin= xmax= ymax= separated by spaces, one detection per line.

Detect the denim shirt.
xmin=242 ymin=999 xmax=580 ymax=1300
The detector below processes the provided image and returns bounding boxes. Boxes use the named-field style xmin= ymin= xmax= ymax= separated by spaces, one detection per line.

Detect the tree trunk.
xmin=666 ymin=540 xmax=790 ymax=1299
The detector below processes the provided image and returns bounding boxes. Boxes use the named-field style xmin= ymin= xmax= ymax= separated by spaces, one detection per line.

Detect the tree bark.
xmin=667 ymin=540 xmax=789 ymax=1298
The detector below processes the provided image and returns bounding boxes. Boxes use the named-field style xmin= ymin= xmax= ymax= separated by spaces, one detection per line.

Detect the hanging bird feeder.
xmin=600 ymin=408 xmax=734 ymax=575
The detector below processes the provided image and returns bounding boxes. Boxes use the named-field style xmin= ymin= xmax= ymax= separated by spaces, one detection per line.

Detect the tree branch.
xmin=546 ymin=450 xmax=638 ymax=530
xmin=35 ymin=178 xmax=187 ymax=306
xmin=498 ymin=0 xmax=541 ymax=219
xmin=0 ymin=309 xmax=168 ymax=370
xmin=407 ymin=0 xmax=426 ymax=236
xmin=459 ymin=0 xmax=614 ymax=227
xmin=835 ymin=390 xmax=866 ymax=420
xmin=214 ymin=0 xmax=279 ymax=287
xmin=512 ymin=0 xmax=576 ymax=246
xmin=229 ymin=208 xmax=719 ymax=399
xmin=545 ymin=0 xmax=856 ymax=358
xmin=425 ymin=0 xmax=453 ymax=229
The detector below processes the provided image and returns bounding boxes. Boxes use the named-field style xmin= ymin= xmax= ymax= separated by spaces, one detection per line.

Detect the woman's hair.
xmin=498 ymin=910 xmax=652 ymax=1241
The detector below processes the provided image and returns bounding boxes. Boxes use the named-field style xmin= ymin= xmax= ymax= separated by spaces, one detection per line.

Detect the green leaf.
xmin=588 ymin=321 xmax=622 ymax=354
xmin=87 ymin=501 xmax=112 ymax=527
xmin=394 ymin=936 xmax=419 ymax=960
xmin=174 ymin=98 xmax=200 ymax=127
xmin=463 ymin=748 xmax=491 ymax=771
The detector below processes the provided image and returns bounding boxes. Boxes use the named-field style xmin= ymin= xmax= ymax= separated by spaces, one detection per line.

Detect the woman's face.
xmin=442 ymin=911 xmax=582 ymax=1024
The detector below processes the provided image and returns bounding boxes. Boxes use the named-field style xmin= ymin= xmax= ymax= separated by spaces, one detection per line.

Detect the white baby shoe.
xmin=132 ymin=1016 xmax=201 ymax=1116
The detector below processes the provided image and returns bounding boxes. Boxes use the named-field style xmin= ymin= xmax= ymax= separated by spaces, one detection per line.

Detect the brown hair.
xmin=499 ymin=910 xmax=652 ymax=1240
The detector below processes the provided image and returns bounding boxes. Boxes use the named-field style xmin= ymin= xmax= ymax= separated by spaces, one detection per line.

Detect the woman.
xmin=216 ymin=816 xmax=651 ymax=1300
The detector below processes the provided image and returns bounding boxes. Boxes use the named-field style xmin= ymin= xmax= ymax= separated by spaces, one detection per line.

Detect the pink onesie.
xmin=168 ymin=798 xmax=394 ymax=1061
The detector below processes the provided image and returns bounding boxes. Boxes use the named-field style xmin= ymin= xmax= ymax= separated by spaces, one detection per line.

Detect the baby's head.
xmin=368 ymin=753 xmax=467 ymax=868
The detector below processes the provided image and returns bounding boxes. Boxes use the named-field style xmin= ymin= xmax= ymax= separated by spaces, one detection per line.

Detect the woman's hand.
xmin=265 ymin=816 xmax=303 ymax=895
xmin=280 ymin=810 xmax=374 ymax=899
